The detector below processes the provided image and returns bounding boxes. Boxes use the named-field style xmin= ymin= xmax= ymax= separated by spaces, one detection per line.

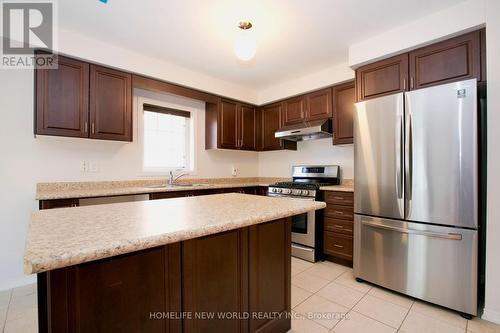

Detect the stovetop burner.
xmin=271 ymin=182 xmax=333 ymax=190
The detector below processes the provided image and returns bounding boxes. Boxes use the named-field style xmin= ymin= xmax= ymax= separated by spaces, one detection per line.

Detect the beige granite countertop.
xmin=36 ymin=177 xmax=289 ymax=200
xmin=319 ymin=179 xmax=354 ymax=192
xmin=24 ymin=193 xmax=325 ymax=274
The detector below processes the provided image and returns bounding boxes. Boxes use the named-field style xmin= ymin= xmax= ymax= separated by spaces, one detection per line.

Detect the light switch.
xmin=231 ymin=165 xmax=237 ymax=177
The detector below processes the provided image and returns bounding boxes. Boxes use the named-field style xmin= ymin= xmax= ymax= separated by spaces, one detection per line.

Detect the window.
xmin=142 ymin=103 xmax=193 ymax=172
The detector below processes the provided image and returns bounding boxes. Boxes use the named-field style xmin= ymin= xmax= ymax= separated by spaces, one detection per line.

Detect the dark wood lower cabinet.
xmin=183 ymin=229 xmax=249 ymax=333
xmin=38 ymin=245 xmax=181 ymax=333
xmin=39 ymin=198 xmax=79 ymax=209
xmin=38 ymin=218 xmax=291 ymax=333
xmin=323 ymin=191 xmax=354 ymax=267
xmin=249 ymin=219 xmax=291 ymax=333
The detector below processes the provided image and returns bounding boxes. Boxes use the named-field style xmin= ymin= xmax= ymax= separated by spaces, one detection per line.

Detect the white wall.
xmin=348 ymin=0 xmax=486 ymax=67
xmin=483 ymin=0 xmax=500 ymax=324
xmin=0 ymin=69 xmax=259 ymax=291
xmin=258 ymin=139 xmax=354 ymax=180
xmin=57 ymin=28 xmax=258 ymax=104
xmin=257 ymin=62 xmax=354 ymax=104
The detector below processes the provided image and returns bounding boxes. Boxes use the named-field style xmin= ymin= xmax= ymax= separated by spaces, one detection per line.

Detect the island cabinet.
xmin=282 ymin=89 xmax=332 ymax=126
xmin=323 ymin=191 xmax=354 ymax=266
xmin=205 ymin=99 xmax=256 ymax=150
xmin=355 ymin=29 xmax=485 ymax=102
xmin=35 ymin=54 xmax=133 ymax=141
xmin=37 ymin=218 xmax=291 ymax=333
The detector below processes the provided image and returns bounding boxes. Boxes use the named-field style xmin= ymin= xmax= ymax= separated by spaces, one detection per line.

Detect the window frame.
xmin=137 ymin=96 xmax=197 ymax=176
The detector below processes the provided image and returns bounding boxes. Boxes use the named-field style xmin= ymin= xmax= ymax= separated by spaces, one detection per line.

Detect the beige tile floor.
xmin=289 ymin=257 xmax=500 ymax=333
xmin=1 ymin=258 xmax=499 ymax=333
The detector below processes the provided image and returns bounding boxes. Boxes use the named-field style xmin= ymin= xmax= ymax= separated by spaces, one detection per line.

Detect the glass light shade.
xmin=233 ymin=35 xmax=257 ymax=61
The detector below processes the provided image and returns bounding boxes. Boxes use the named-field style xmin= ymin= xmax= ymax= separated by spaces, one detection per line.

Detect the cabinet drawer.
xmin=324 ymin=206 xmax=354 ymax=220
xmin=324 ymin=232 xmax=353 ymax=260
xmin=325 ymin=191 xmax=353 ymax=206
xmin=324 ymin=218 xmax=353 ymax=235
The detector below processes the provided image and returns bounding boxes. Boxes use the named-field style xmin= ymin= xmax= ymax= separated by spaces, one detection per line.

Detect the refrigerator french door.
xmin=353 ymin=79 xmax=478 ymax=316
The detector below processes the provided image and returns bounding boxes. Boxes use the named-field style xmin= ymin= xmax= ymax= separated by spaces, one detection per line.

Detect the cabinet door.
xmin=283 ymin=96 xmax=306 ymax=125
xmin=35 ymin=55 xmax=89 ymax=138
xmin=356 ymin=54 xmax=408 ymax=101
xmin=261 ymin=103 xmax=283 ymax=150
xmin=183 ymin=229 xmax=248 ymax=333
xmin=409 ymin=30 xmax=481 ymax=90
xmin=307 ymin=88 xmax=332 ymax=120
xmin=41 ymin=246 xmax=181 ymax=333
xmin=332 ymin=81 xmax=355 ymax=145
xmin=218 ymin=100 xmax=239 ymax=149
xmin=239 ymin=104 xmax=256 ymax=150
xmin=249 ymin=218 xmax=291 ymax=333
xmin=90 ymin=65 xmax=132 ymax=141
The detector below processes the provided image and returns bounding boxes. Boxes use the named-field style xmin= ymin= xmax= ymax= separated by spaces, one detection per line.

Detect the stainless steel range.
xmin=268 ymin=165 xmax=340 ymax=262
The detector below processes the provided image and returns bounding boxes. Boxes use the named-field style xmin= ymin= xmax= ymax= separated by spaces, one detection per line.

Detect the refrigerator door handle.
xmin=361 ymin=220 xmax=463 ymax=240
xmin=404 ymin=96 xmax=413 ymax=218
xmin=395 ymin=101 xmax=404 ymax=199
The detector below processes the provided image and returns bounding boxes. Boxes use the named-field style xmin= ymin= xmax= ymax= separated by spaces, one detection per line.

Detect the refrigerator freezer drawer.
xmin=354 ymin=215 xmax=478 ymax=315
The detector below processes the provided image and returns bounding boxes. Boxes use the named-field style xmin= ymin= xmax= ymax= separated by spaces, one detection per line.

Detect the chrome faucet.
xmin=168 ymin=171 xmax=189 ymax=185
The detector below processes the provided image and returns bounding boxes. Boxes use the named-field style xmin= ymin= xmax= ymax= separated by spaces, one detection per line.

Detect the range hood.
xmin=274 ymin=119 xmax=333 ymax=142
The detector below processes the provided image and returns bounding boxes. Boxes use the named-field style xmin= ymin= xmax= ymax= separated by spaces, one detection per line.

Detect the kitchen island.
xmin=25 ymin=193 xmax=325 ymax=333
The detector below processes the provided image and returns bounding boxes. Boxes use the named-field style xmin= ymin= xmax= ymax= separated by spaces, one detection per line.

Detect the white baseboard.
xmin=482 ymin=308 xmax=500 ymax=325
xmin=0 ymin=275 xmax=37 ymax=292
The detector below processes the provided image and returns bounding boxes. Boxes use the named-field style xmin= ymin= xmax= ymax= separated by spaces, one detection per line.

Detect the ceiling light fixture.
xmin=234 ymin=21 xmax=256 ymax=61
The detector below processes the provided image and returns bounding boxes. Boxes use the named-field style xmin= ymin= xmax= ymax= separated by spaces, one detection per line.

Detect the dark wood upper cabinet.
xmin=35 ymin=55 xmax=89 ymax=138
xmin=35 ymin=55 xmax=132 ymax=142
xmin=355 ymin=29 xmax=484 ymax=102
xmin=409 ymin=30 xmax=482 ymax=90
xmin=205 ymin=99 xmax=257 ymax=150
xmin=307 ymin=88 xmax=332 ymax=120
xmin=239 ymin=104 xmax=256 ymax=150
xmin=332 ymin=81 xmax=355 ymax=145
xmin=260 ymin=103 xmax=296 ymax=151
xmin=356 ymin=53 xmax=409 ymax=102
xmin=218 ymin=99 xmax=239 ymax=149
xmin=260 ymin=103 xmax=283 ymax=151
xmin=283 ymin=96 xmax=306 ymax=125
xmin=90 ymin=65 xmax=132 ymax=141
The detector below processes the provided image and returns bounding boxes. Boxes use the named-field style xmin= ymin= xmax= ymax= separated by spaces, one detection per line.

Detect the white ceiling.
xmin=59 ymin=0 xmax=465 ymax=90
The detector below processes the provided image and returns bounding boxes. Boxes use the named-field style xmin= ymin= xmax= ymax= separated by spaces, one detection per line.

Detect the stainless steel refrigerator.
xmin=353 ymin=79 xmax=478 ymax=316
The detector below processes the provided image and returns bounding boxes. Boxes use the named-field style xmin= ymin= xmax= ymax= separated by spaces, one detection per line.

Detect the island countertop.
xmin=24 ymin=193 xmax=325 ymax=274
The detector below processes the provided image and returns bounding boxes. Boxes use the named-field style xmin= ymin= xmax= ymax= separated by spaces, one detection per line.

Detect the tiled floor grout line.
xmin=328 ymin=282 xmax=372 ymax=332
xmin=2 ymin=290 xmax=13 ymax=333
xmin=396 ymin=301 xmax=414 ymax=332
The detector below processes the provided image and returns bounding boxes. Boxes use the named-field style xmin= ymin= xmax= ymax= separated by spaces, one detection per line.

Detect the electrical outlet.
xmin=231 ymin=165 xmax=237 ymax=177
xmin=80 ymin=161 xmax=88 ymax=173
xmin=89 ymin=161 xmax=99 ymax=172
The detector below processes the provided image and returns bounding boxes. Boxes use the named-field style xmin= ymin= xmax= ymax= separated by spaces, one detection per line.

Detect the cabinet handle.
xmin=334 ymin=225 xmax=344 ymax=229
xmin=91 ymin=123 xmax=95 ymax=134
xmin=333 ymin=196 xmax=344 ymax=200
xmin=334 ymin=210 xmax=344 ymax=215
xmin=403 ymin=79 xmax=406 ymax=90
xmin=410 ymin=77 xmax=414 ymax=89
xmin=333 ymin=244 xmax=344 ymax=249
xmin=84 ymin=122 xmax=88 ymax=133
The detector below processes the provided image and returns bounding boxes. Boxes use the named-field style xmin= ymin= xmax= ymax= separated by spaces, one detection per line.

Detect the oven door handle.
xmin=291 ymin=243 xmax=314 ymax=252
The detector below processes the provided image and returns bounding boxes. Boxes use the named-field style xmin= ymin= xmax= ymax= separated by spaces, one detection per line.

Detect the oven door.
xmin=291 ymin=206 xmax=315 ymax=247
